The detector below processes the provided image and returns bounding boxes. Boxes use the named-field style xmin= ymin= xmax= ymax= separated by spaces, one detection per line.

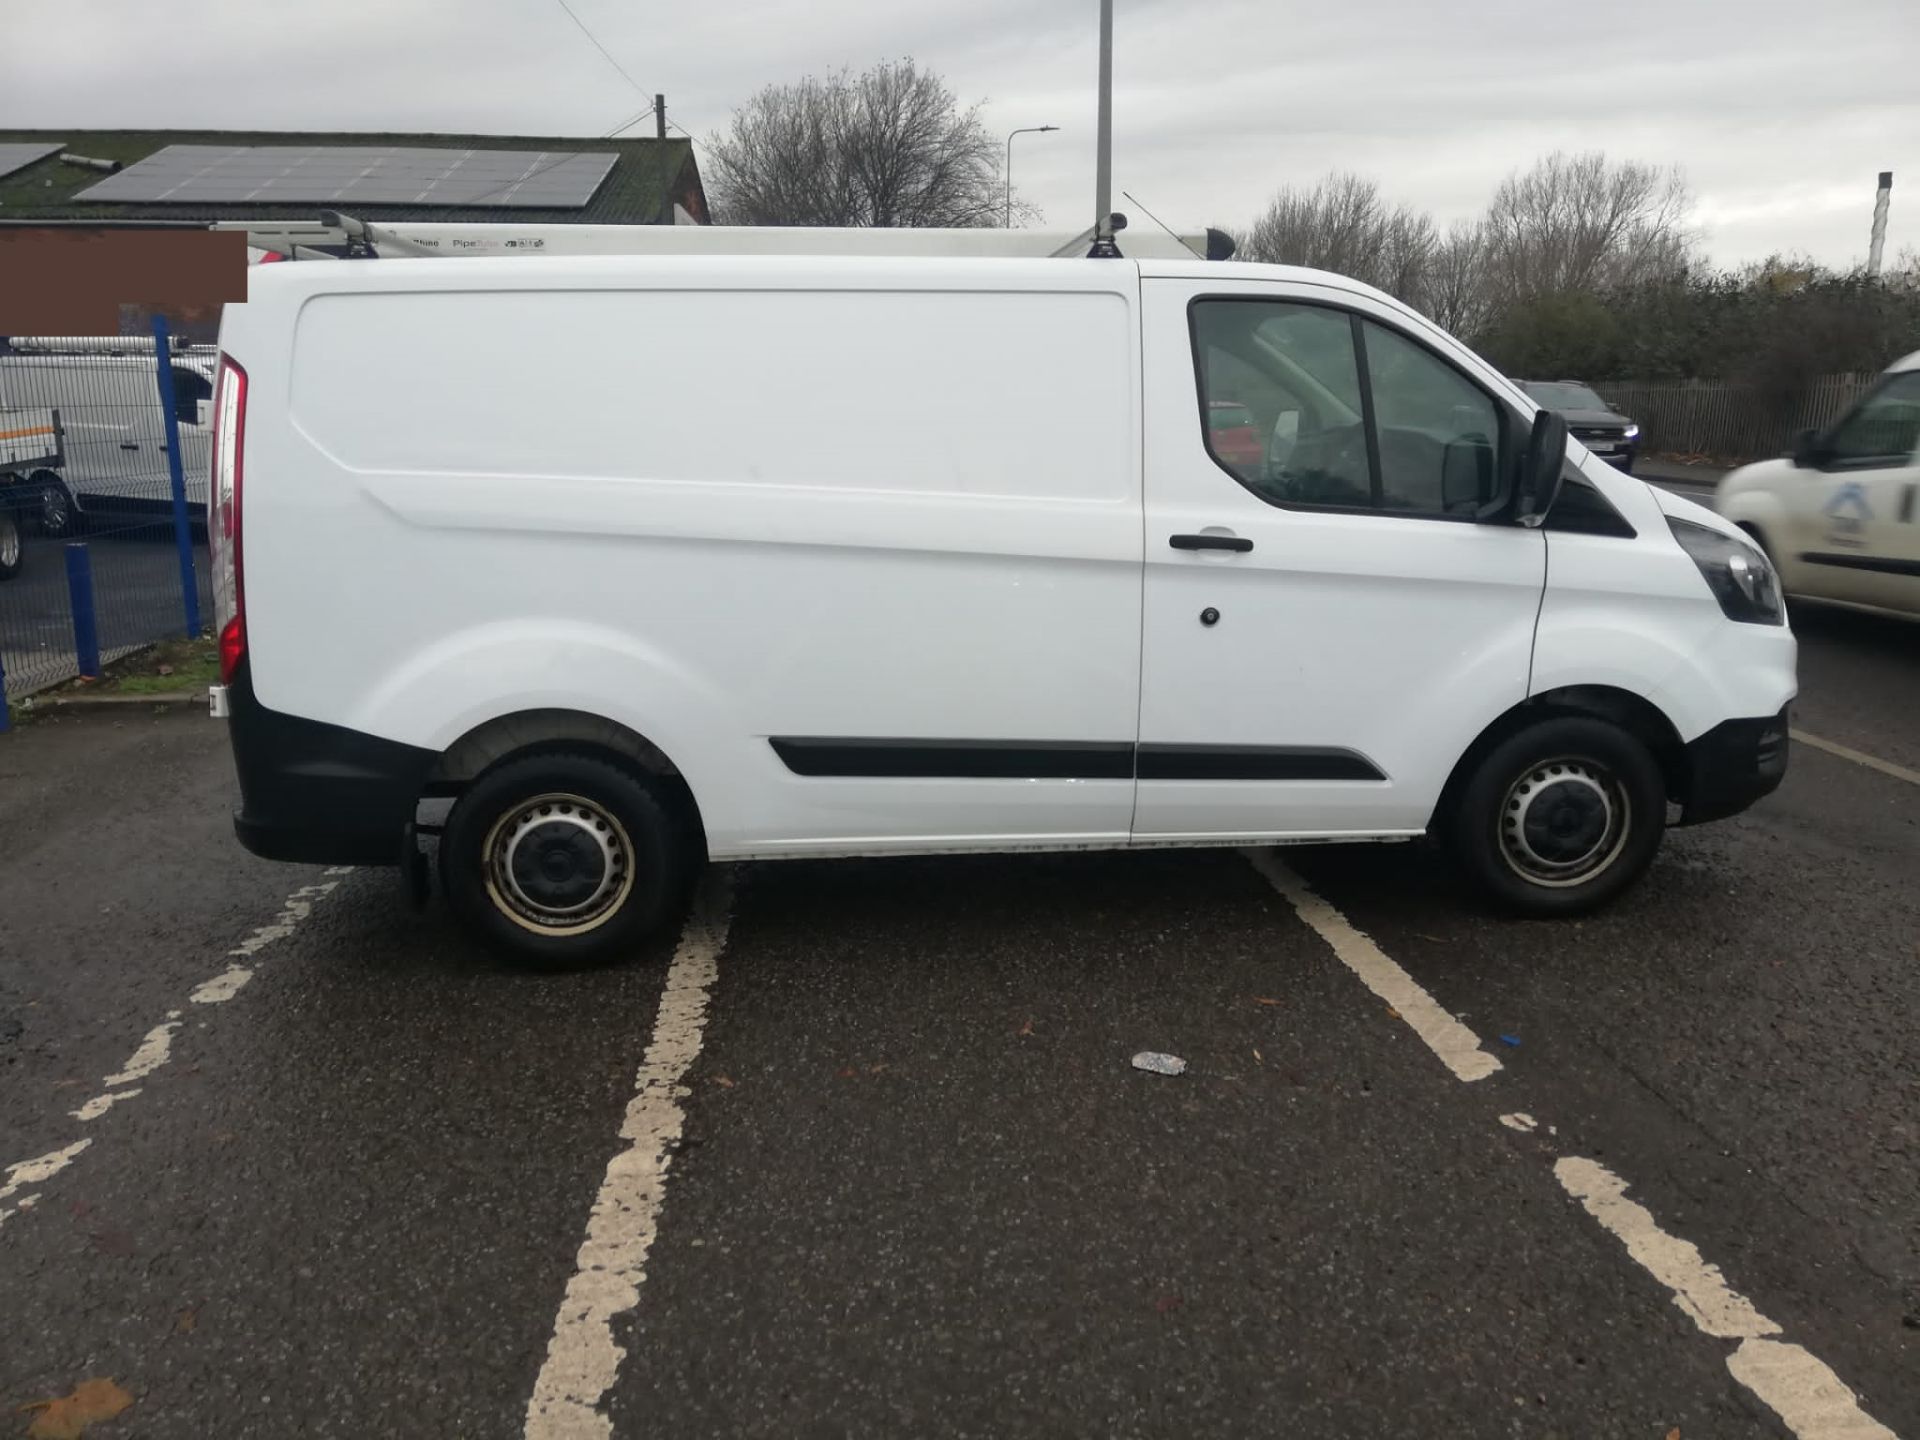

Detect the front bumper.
xmin=222 ymin=660 xmax=436 ymax=866
xmin=1678 ymin=705 xmax=1789 ymax=825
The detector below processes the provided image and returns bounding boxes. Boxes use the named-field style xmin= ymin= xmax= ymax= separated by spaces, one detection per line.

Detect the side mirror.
xmin=1790 ymin=427 xmax=1824 ymax=468
xmin=1515 ymin=409 xmax=1568 ymax=526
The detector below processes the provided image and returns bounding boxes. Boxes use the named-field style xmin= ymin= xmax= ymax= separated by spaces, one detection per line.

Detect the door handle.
xmin=1169 ymin=533 xmax=1253 ymax=553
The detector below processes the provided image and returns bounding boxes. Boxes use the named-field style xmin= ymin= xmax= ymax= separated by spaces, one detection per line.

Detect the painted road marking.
xmin=525 ymin=871 xmax=735 ymax=1440
xmin=1243 ymin=847 xmax=1894 ymax=1438
xmin=0 ymin=1140 xmax=90 ymax=1227
xmin=1557 ymin=1157 xmax=1896 ymax=1439
xmin=2 ymin=875 xmax=348 ymax=1230
xmin=102 ymin=1014 xmax=181 ymax=1086
xmin=1245 ymin=849 xmax=1502 ymax=1082
xmin=1792 ymin=729 xmax=1920 ymax=788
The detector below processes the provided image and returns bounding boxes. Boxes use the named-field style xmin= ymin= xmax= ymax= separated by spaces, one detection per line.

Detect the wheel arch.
xmin=1429 ymin=684 xmax=1688 ymax=834
xmin=426 ymin=707 xmax=706 ymax=853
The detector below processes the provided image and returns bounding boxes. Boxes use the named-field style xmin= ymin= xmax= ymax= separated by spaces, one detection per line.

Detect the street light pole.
xmin=1004 ymin=125 xmax=1060 ymax=227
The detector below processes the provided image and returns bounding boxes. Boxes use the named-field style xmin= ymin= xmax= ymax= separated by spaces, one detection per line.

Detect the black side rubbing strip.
xmin=1136 ymin=744 xmax=1386 ymax=781
xmin=769 ymin=739 xmax=1388 ymax=782
xmin=770 ymin=738 xmax=1134 ymax=780
xmin=1799 ymin=552 xmax=1920 ymax=578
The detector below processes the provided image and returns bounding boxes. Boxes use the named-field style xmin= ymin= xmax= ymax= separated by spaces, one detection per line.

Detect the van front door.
xmin=1133 ymin=279 xmax=1546 ymax=842
xmin=1790 ymin=368 xmax=1920 ymax=615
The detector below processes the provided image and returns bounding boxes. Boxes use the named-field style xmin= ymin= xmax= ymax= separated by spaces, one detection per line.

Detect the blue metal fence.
xmin=0 ymin=324 xmax=207 ymax=721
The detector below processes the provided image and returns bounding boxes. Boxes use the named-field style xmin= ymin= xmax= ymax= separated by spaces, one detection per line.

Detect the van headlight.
xmin=1622 ymin=423 xmax=1640 ymax=440
xmin=1668 ymin=518 xmax=1784 ymax=625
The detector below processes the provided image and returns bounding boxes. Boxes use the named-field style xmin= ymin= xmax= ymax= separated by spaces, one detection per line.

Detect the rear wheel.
xmin=0 ymin=509 xmax=21 ymax=581
xmin=30 ymin=471 xmax=79 ymax=537
xmin=1449 ymin=716 xmax=1666 ymax=916
xmin=439 ymin=749 xmax=692 ymax=968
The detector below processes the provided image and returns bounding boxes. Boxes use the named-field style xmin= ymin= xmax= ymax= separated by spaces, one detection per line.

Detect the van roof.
xmin=1890 ymin=349 xmax=1920 ymax=374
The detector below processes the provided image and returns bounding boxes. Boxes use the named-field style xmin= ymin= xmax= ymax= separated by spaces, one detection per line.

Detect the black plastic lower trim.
xmin=1800 ymin=552 xmax=1920 ymax=578
xmin=768 ymin=737 xmax=1385 ymax=782
xmin=770 ymin=737 xmax=1133 ymax=779
xmin=227 ymin=659 xmax=437 ymax=866
xmin=1678 ymin=706 xmax=1790 ymax=826
xmin=1135 ymin=744 xmax=1385 ymax=781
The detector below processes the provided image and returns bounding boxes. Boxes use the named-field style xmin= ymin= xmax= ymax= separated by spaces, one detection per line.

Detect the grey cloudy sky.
xmin=8 ymin=0 xmax=1916 ymax=268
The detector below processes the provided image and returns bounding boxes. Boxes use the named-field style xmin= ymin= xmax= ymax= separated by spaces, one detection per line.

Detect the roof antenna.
xmin=1122 ymin=191 xmax=1204 ymax=260
xmin=1088 ymin=0 xmax=1121 ymax=258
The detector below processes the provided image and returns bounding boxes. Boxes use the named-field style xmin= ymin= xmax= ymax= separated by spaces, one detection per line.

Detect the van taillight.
xmin=210 ymin=355 xmax=248 ymax=685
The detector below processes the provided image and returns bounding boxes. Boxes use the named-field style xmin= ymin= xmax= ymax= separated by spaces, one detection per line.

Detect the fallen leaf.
xmin=210 ymin=1129 xmax=237 ymax=1144
xmin=1250 ymin=997 xmax=1281 ymax=1007
xmin=1154 ymin=1295 xmax=1184 ymax=1314
xmin=1015 ymin=1017 xmax=1035 ymax=1038
xmin=835 ymin=1067 xmax=856 ymax=1079
xmin=174 ymin=1306 xmax=198 ymax=1334
xmin=1665 ymin=1430 xmax=1680 ymax=1440
xmin=867 ymin=1062 xmax=890 ymax=1075
xmin=1252 ymin=1048 xmax=1263 ymax=1063
xmin=21 ymin=1378 xmax=133 ymax=1440
xmin=712 ymin=1076 xmax=735 ymax=1089
xmin=1385 ymin=1007 xmax=1402 ymax=1020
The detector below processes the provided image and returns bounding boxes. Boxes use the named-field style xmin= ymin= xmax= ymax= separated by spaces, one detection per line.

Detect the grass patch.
xmin=61 ymin=634 xmax=218 ymax=695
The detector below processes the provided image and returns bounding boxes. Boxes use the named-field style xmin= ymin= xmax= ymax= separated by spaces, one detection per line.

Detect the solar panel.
xmin=0 ymin=142 xmax=64 ymax=181
xmin=76 ymin=145 xmax=618 ymax=209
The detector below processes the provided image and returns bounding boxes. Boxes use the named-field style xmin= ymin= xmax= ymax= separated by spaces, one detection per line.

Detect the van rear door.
xmin=1132 ymin=275 xmax=1546 ymax=841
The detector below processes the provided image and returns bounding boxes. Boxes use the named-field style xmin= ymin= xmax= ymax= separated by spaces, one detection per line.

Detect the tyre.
xmin=1449 ymin=716 xmax=1666 ymax=916
xmin=29 ymin=471 xmax=80 ymax=538
xmin=0 ymin=509 xmax=21 ymax=581
xmin=439 ymin=749 xmax=692 ymax=968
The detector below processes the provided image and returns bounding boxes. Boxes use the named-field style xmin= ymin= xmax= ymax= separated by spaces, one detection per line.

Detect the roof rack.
xmin=214 ymin=212 xmax=1233 ymax=263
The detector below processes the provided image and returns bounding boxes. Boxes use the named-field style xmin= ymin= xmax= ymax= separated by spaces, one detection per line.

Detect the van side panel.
xmin=243 ymin=262 xmax=1144 ymax=856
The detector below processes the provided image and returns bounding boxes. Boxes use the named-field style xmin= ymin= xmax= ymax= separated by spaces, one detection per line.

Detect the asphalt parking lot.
xmin=2 ymin=568 xmax=1915 ymax=1436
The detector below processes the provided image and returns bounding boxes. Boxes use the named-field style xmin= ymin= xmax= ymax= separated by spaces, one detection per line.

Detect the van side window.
xmin=1191 ymin=299 xmax=1502 ymax=517
xmin=172 ymin=367 xmax=212 ymax=426
xmin=1822 ymin=371 xmax=1920 ymax=468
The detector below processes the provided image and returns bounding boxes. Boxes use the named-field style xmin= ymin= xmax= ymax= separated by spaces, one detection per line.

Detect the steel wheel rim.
xmin=481 ymin=792 xmax=636 ymax=936
xmin=40 ymin=483 xmax=70 ymax=532
xmin=0 ymin=515 xmax=19 ymax=568
xmin=1497 ymin=757 xmax=1631 ymax=888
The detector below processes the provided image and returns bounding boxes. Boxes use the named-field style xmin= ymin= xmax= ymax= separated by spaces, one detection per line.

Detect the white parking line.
xmin=1244 ymin=849 xmax=1502 ymax=1082
xmin=524 ymin=871 xmax=735 ymax=1440
xmin=1557 ymin=1157 xmax=1896 ymax=1439
xmin=1792 ymin=729 xmax=1920 ymax=788
xmin=0 ymin=874 xmax=348 ymax=1233
xmin=1244 ymin=846 xmax=1895 ymax=1439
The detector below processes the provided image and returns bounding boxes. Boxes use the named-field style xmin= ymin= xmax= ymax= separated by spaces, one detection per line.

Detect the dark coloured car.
xmin=1516 ymin=380 xmax=1640 ymax=473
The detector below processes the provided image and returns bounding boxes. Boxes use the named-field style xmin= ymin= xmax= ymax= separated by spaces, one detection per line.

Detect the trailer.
xmin=0 ymin=404 xmax=68 ymax=567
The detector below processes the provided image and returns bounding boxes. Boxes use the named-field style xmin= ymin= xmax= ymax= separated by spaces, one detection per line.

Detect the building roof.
xmin=0 ymin=129 xmax=703 ymax=225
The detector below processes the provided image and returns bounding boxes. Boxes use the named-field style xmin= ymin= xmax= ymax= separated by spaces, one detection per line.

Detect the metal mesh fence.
xmin=1 ymin=338 xmax=208 ymax=704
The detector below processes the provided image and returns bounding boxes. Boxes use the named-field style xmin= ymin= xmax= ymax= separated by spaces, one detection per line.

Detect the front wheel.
xmin=0 ymin=510 xmax=22 ymax=581
xmin=439 ymin=749 xmax=693 ymax=968
xmin=1449 ymin=717 xmax=1666 ymax=916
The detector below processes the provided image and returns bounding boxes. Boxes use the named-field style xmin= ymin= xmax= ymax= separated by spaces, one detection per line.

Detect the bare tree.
xmin=1425 ymin=220 xmax=1492 ymax=336
xmin=1481 ymin=152 xmax=1693 ymax=301
xmin=704 ymin=59 xmax=1009 ymax=228
xmin=1239 ymin=173 xmax=1438 ymax=297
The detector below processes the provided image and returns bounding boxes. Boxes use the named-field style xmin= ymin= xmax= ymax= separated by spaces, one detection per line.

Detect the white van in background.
xmin=209 ymin=253 xmax=1796 ymax=966
xmin=1717 ymin=350 xmax=1920 ymax=622
xmin=0 ymin=345 xmax=214 ymax=534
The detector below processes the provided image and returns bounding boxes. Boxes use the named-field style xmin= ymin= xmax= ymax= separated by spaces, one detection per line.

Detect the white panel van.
xmin=210 ymin=255 xmax=1796 ymax=965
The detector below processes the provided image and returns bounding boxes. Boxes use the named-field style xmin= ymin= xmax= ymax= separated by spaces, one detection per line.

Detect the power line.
xmin=549 ymin=0 xmax=649 ymax=96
